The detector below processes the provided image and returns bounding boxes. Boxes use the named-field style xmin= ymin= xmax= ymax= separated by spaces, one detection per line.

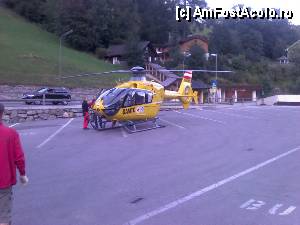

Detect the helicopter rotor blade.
xmin=145 ymin=69 xmax=234 ymax=73
xmin=59 ymin=70 xmax=132 ymax=79
xmin=59 ymin=68 xmax=234 ymax=80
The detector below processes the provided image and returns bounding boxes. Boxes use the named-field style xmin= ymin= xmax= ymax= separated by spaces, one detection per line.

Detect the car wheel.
xmin=52 ymin=102 xmax=59 ymax=105
xmin=25 ymin=101 xmax=32 ymax=105
xmin=34 ymin=100 xmax=41 ymax=105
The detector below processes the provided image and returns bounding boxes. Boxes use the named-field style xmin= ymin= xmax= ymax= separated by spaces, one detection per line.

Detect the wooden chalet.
xmin=105 ymin=41 xmax=157 ymax=65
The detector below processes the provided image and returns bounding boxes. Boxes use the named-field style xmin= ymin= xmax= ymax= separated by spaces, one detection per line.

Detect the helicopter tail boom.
xmin=164 ymin=71 xmax=198 ymax=109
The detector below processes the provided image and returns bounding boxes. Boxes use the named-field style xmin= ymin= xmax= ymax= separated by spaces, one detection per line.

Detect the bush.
xmin=95 ymin=48 xmax=107 ymax=59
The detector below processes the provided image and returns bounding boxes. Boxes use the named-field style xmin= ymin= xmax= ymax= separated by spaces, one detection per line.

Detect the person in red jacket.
xmin=82 ymin=97 xmax=90 ymax=129
xmin=0 ymin=103 xmax=28 ymax=225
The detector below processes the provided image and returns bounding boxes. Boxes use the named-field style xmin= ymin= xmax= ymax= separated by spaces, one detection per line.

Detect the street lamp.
xmin=210 ymin=53 xmax=218 ymax=83
xmin=210 ymin=53 xmax=218 ymax=103
xmin=59 ymin=29 xmax=73 ymax=80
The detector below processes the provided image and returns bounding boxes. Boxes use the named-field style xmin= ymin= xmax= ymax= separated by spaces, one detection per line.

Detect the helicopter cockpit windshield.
xmin=100 ymin=88 xmax=128 ymax=106
xmin=99 ymin=88 xmax=129 ymax=116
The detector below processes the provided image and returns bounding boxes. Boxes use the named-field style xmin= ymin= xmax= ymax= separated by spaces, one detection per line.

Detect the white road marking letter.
xmin=269 ymin=204 xmax=283 ymax=215
xmin=246 ymin=200 xmax=266 ymax=210
xmin=279 ymin=206 xmax=297 ymax=216
xmin=240 ymin=199 xmax=256 ymax=209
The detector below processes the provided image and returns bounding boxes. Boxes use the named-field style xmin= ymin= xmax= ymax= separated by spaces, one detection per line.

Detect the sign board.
xmin=211 ymin=80 xmax=217 ymax=88
xmin=210 ymin=87 xmax=217 ymax=94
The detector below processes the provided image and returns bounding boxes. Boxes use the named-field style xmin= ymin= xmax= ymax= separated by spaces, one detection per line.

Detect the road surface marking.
xmin=123 ymin=145 xmax=300 ymax=225
xmin=240 ymin=199 xmax=256 ymax=209
xmin=279 ymin=206 xmax=297 ymax=216
xmin=245 ymin=200 xmax=266 ymax=210
xmin=159 ymin=118 xmax=185 ymax=129
xmin=269 ymin=204 xmax=283 ymax=215
xmin=175 ymin=111 xmax=226 ymax=125
xmin=20 ymin=131 xmax=36 ymax=136
xmin=121 ymin=128 xmax=128 ymax=138
xmin=36 ymin=118 xmax=74 ymax=149
xmin=200 ymin=108 xmax=256 ymax=119
xmin=9 ymin=123 xmax=19 ymax=128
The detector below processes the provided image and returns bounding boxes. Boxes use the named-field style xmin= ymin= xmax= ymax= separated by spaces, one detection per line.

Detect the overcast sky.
xmin=205 ymin=0 xmax=299 ymax=25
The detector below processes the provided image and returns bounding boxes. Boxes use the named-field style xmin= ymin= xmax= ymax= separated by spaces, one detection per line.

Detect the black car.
xmin=22 ymin=87 xmax=71 ymax=105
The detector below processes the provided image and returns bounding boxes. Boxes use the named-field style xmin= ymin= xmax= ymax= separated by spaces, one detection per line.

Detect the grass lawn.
xmin=0 ymin=7 xmax=129 ymax=88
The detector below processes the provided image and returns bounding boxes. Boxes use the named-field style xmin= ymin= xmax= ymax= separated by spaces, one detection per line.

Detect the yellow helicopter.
xmin=62 ymin=66 xmax=232 ymax=133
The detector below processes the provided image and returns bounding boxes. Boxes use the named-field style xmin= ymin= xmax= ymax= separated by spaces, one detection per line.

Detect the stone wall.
xmin=3 ymin=106 xmax=83 ymax=123
xmin=2 ymin=105 xmax=188 ymax=123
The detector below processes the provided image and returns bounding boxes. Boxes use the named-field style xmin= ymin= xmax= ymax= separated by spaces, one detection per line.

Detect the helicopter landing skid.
xmin=121 ymin=118 xmax=165 ymax=134
xmin=89 ymin=111 xmax=165 ymax=133
xmin=89 ymin=111 xmax=122 ymax=131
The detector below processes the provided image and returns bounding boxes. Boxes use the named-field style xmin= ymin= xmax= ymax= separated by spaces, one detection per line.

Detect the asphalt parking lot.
xmin=7 ymin=105 xmax=300 ymax=225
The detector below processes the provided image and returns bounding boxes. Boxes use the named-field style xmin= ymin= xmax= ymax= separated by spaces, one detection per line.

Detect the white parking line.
xmin=19 ymin=131 xmax=36 ymax=136
xmin=9 ymin=123 xmax=19 ymax=128
xmin=222 ymin=107 xmax=254 ymax=112
xmin=159 ymin=118 xmax=185 ymax=129
xmin=123 ymin=145 xmax=300 ymax=225
xmin=36 ymin=118 xmax=74 ymax=149
xmin=201 ymin=109 xmax=256 ymax=119
xmin=175 ymin=111 xmax=226 ymax=125
xmin=121 ymin=128 xmax=128 ymax=138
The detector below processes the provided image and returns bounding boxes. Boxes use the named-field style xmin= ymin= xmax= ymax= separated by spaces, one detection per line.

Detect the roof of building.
xmin=278 ymin=55 xmax=288 ymax=60
xmin=179 ymin=35 xmax=209 ymax=44
xmin=148 ymin=63 xmax=179 ymax=79
xmin=106 ymin=41 xmax=156 ymax=57
xmin=191 ymin=80 xmax=210 ymax=89
xmin=162 ymin=77 xmax=178 ymax=87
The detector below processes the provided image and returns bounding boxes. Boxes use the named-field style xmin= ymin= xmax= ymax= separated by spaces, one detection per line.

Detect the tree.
xmin=288 ymin=44 xmax=300 ymax=64
xmin=5 ymin=0 xmax=46 ymax=23
xmin=125 ymin=36 xmax=144 ymax=67
xmin=186 ymin=44 xmax=206 ymax=69
xmin=165 ymin=47 xmax=184 ymax=68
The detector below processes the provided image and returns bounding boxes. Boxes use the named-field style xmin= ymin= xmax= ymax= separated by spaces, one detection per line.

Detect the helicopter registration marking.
xmin=123 ymin=107 xmax=135 ymax=115
xmin=136 ymin=106 xmax=145 ymax=114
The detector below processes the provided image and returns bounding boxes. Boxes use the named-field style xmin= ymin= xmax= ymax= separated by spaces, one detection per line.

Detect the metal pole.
xmin=43 ymin=94 xmax=45 ymax=105
xmin=58 ymin=29 xmax=73 ymax=81
xmin=215 ymin=54 xmax=218 ymax=83
xmin=215 ymin=54 xmax=218 ymax=103
xmin=59 ymin=37 xmax=62 ymax=81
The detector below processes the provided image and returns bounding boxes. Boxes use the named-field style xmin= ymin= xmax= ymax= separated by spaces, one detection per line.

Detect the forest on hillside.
xmin=3 ymin=0 xmax=300 ymax=94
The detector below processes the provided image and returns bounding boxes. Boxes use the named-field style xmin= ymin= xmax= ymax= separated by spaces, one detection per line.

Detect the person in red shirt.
xmin=82 ymin=97 xmax=90 ymax=129
xmin=0 ymin=103 xmax=28 ymax=225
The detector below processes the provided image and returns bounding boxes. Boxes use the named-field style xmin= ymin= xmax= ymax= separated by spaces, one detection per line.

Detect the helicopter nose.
xmin=93 ymin=99 xmax=105 ymax=112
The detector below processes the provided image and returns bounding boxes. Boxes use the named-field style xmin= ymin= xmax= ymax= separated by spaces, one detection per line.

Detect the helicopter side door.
xmin=116 ymin=90 xmax=158 ymax=121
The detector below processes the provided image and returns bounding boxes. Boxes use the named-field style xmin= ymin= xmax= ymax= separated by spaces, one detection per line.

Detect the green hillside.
xmin=0 ymin=7 xmax=128 ymax=88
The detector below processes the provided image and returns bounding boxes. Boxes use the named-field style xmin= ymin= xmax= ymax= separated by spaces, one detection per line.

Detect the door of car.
xmin=45 ymin=88 xmax=55 ymax=100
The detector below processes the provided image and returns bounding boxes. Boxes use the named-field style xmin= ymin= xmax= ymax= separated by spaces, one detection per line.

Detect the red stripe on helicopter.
xmin=183 ymin=71 xmax=192 ymax=79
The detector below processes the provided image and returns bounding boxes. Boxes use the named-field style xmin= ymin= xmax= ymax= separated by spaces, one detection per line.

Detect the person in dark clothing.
xmin=82 ymin=97 xmax=89 ymax=129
